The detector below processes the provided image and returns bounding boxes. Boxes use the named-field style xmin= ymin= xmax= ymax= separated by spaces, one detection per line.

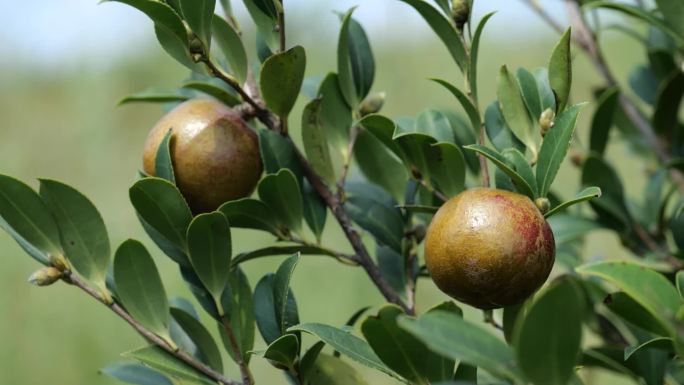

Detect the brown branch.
xmin=277 ymin=1 xmax=286 ymax=53
xmin=220 ymin=316 xmax=253 ymax=385
xmin=64 ymin=273 xmax=241 ymax=385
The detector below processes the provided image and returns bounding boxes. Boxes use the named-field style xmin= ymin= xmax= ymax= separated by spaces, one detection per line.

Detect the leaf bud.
xmin=539 ymin=108 xmax=555 ymax=137
xmin=28 ymin=267 xmax=62 ymax=287
xmin=49 ymin=253 xmax=69 ymax=272
xmin=535 ymin=197 xmax=550 ymax=214
xmin=359 ymin=92 xmax=386 ymax=117
xmin=451 ymin=0 xmax=470 ymax=30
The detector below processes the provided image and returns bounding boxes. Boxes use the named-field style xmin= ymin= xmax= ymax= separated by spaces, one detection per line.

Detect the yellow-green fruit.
xmin=424 ymin=188 xmax=555 ymax=309
xmin=143 ymin=99 xmax=262 ymax=213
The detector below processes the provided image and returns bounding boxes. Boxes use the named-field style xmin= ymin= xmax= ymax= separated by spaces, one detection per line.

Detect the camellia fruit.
xmin=424 ymin=188 xmax=555 ymax=309
xmin=142 ymin=98 xmax=262 ymax=213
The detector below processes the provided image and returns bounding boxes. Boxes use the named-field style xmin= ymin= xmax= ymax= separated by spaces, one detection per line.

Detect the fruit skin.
xmin=143 ymin=98 xmax=262 ymax=213
xmin=424 ymin=188 xmax=555 ymax=309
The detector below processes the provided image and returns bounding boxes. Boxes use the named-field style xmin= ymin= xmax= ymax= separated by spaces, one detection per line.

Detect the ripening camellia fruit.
xmin=143 ymin=99 xmax=262 ymax=213
xmin=424 ymin=188 xmax=555 ymax=309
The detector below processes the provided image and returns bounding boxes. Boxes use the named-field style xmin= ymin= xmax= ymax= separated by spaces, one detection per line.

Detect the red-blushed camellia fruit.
xmin=424 ymin=188 xmax=555 ymax=309
xmin=142 ymin=98 xmax=262 ymax=213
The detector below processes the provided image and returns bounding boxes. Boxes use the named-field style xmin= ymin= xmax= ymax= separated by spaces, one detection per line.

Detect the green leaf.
xmin=232 ymin=245 xmax=339 ymax=266
xmin=129 ymin=178 xmax=193 ymax=252
xmin=548 ymin=214 xmax=601 ymax=244
xmin=182 ymin=80 xmax=241 ymax=106
xmin=577 ymin=261 xmax=682 ymax=331
xmin=397 ymin=0 xmax=467 ymax=73
xmin=344 ymin=183 xmax=404 ymax=251
xmin=274 ymin=254 xmax=300 ymax=333
xmin=583 ymin=2 xmax=684 ymax=47
xmin=337 ymin=10 xmax=375 ymax=107
xmin=258 ymin=333 xmax=299 ymax=371
xmin=653 ymin=71 xmax=684 ymax=136
xmin=515 ymin=279 xmax=585 ymax=385
xmin=0 ymin=174 xmax=63 ymax=265
xmin=431 ymin=78 xmax=481 ymax=134
xmin=257 ymin=169 xmax=303 ymax=232
xmin=218 ymin=198 xmax=280 ymax=235
xmin=154 ymin=129 xmax=175 ymax=184
xmin=545 ymin=187 xmax=602 ymax=218
xmin=428 ymin=142 xmax=466 ymax=197
xmin=258 ymin=129 xmax=303 ymax=181
xmin=361 ymin=305 xmax=453 ymax=384
xmin=375 ymin=244 xmax=406 ymax=297
xmin=605 ymin=291 xmax=670 ymax=336
xmin=397 ymin=205 xmax=439 ymax=214
xmin=354 ymin=128 xmax=407 ymax=201
xmin=397 ymin=311 xmax=523 ymax=381
xmin=253 ymin=273 xmax=299 ymax=345
xmin=243 ymin=0 xmax=278 ymax=51
xmin=122 ymin=346 xmax=214 ymax=385
xmin=302 ymin=181 xmax=327 ymax=243
xmin=222 ymin=268 xmax=255 ymax=363
xmin=548 ymin=28 xmax=572 ymax=112
xmin=589 ymin=88 xmax=619 ymax=156
xmin=306 ymin=353 xmax=371 ymax=385
xmin=108 ymin=0 xmax=187 ymax=44
xmin=624 ymin=337 xmax=673 ymax=361
xmin=464 ymin=145 xmax=535 ymax=199
xmin=534 ymin=67 xmax=557 ymax=112
xmin=179 ymin=0 xmax=215 ymax=49
xmin=260 ymin=46 xmax=306 ymax=117
xmin=497 ymin=65 xmax=537 ymax=156
xmin=536 ymin=103 xmax=584 ymax=197
xmin=186 ymin=212 xmax=231 ymax=300
xmin=318 ymin=73 xmax=352 ymax=155
xmin=503 ymin=148 xmax=537 ymax=197
xmin=154 ymin=25 xmax=201 ymax=72
xmin=289 ymin=323 xmax=401 ymax=380
xmin=677 ymin=271 xmax=684 ymax=299
xmin=118 ymin=88 xmax=189 ymax=105
xmin=655 ymin=0 xmax=684 ymax=38
xmin=517 ymin=67 xmax=543 ymax=120
xmin=302 ymin=98 xmax=335 ymax=184
xmin=100 ymin=362 xmax=173 ymax=385
xmin=359 ymin=114 xmax=406 ymax=161
xmin=211 ymin=15 xmax=248 ymax=84
xmin=469 ymin=12 xmax=496 ymax=104
xmin=170 ymin=307 xmax=223 ymax=372
xmin=114 ymin=240 xmax=170 ymax=340
xmin=39 ymin=179 xmax=110 ymax=286
xmin=484 ymin=101 xmax=524 ymax=153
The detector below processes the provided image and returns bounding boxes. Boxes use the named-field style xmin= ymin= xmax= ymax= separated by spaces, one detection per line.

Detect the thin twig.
xmin=220 ymin=316 xmax=253 ymax=385
xmin=277 ymin=0 xmax=286 ymax=53
xmin=413 ymin=174 xmax=448 ymax=203
xmin=64 ymin=273 xmax=241 ymax=385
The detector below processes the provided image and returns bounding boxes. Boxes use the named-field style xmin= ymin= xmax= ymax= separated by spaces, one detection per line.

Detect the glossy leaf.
xmin=398 ymin=311 xmax=523 ymax=381
xmin=302 ymin=181 xmax=327 ymax=243
xmin=318 ymin=73 xmax=352 ymax=154
xmin=545 ymin=187 xmax=602 ymax=218
xmin=100 ymin=362 xmax=173 ymax=385
xmin=624 ymin=337 xmax=673 ymax=361
xmin=38 ymin=180 xmax=110 ymax=285
xmin=307 ymin=353 xmax=370 ymax=385
xmin=273 ymin=254 xmax=300 ymax=333
xmin=211 ymin=15 xmax=247 ymax=84
xmin=653 ymin=71 xmax=684 ymax=136
xmin=114 ymin=240 xmax=170 ymax=340
xmin=362 ymin=305 xmax=453 ymax=383
xmin=431 ymin=78 xmax=481 ymax=134
xmin=337 ymin=10 xmax=375 ymax=107
xmin=253 ymin=274 xmax=280 ymax=345
xmin=515 ymin=279 xmax=584 ymax=385
xmin=464 ymin=145 xmax=535 ymax=199
xmin=655 ymin=0 xmax=684 ymax=38
xmin=427 ymin=142 xmax=466 ymax=197
xmin=154 ymin=129 xmax=175 ymax=183
xmin=253 ymin=266 xmax=299 ymax=346
xmin=302 ymin=98 xmax=335 ymax=184
xmin=581 ymin=155 xmax=632 ymax=231
xmin=258 ymin=129 xmax=303 ymax=181
xmin=517 ymin=67 xmax=543 ymax=121
xmin=181 ymin=80 xmax=240 ymax=106
xmin=170 ymin=307 xmax=223 ymax=372
xmin=536 ymin=103 xmax=584 ymax=198
xmin=290 ymin=323 xmax=400 ymax=380
xmin=242 ymin=0 xmax=278 ymax=50
xmin=503 ymin=148 xmax=537 ymax=197
xmin=534 ymin=67 xmax=557 ymax=112
xmin=223 ymin=267 xmax=255 ymax=363
xmin=677 ymin=271 xmax=684 ymax=299
xmin=154 ymin=25 xmax=200 ymax=72
xmin=548 ymin=214 xmax=601 ymax=244
xmin=179 ymin=0 xmax=215 ymax=48
xmin=108 ymin=0 xmax=187 ymax=45
xmin=186 ymin=212 xmax=231 ymax=300
xmin=469 ymin=12 xmax=496 ymax=104
xmin=497 ymin=65 xmax=536 ymax=155
xmin=397 ymin=0 xmax=467 ymax=73
xmin=232 ymin=245 xmax=339 ymax=266
xmin=118 ymin=88 xmax=189 ymax=105
xmin=259 ymin=333 xmax=299 ymax=371
xmin=577 ymin=261 xmax=682 ymax=331
xmin=604 ymin=291 xmax=670 ymax=336
xmin=548 ymin=28 xmax=572 ymax=112
xmin=129 ymin=178 xmax=192 ymax=251
xmin=122 ymin=346 xmax=214 ymax=385
xmin=344 ymin=183 xmax=403 ymax=251
xmin=484 ymin=101 xmax=524 ymax=153
xmin=354 ymin=128 xmax=407 ymax=201
xmin=590 ymin=88 xmax=619 ymax=156
xmin=260 ymin=46 xmax=306 ymax=117
xmin=218 ymin=198 xmax=280 ymax=235
xmin=0 ymin=174 xmax=63 ymax=265
xmin=257 ymin=169 xmax=303 ymax=232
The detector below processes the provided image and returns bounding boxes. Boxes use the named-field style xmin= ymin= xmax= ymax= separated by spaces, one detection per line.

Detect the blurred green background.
xmin=0 ymin=0 xmax=652 ymax=384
